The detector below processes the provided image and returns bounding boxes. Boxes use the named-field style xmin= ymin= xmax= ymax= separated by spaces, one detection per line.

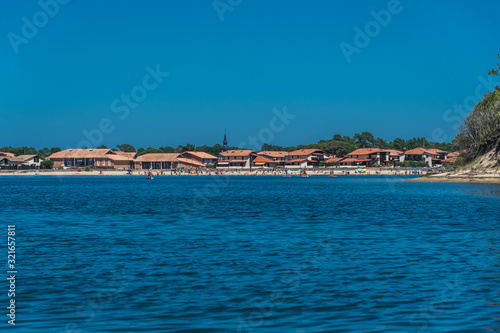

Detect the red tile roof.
xmin=252 ymin=155 xmax=275 ymax=164
xmin=134 ymin=153 xmax=180 ymax=162
xmin=340 ymin=158 xmax=357 ymax=163
xmin=184 ymin=151 xmax=217 ymax=159
xmin=384 ymin=149 xmax=404 ymax=156
xmin=114 ymin=151 xmax=137 ymax=159
xmin=219 ymin=150 xmax=255 ymax=157
xmin=107 ymin=154 xmax=133 ymax=161
xmin=49 ymin=149 xmax=118 ymax=159
xmin=257 ymin=151 xmax=289 ymax=158
xmin=425 ymin=148 xmax=448 ymax=154
xmin=288 ymin=149 xmax=323 ymax=156
xmin=326 ymin=157 xmax=343 ymax=163
xmin=177 ymin=158 xmax=205 ymax=167
xmin=446 ymin=151 xmax=461 ymax=158
xmin=347 ymin=148 xmax=384 ymax=156
xmin=9 ymin=155 xmax=45 ymax=162
xmin=404 ymin=148 xmax=428 ymax=155
xmin=404 ymin=148 xmax=448 ymax=155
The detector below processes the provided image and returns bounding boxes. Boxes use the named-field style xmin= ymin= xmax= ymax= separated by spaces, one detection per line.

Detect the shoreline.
xmin=409 ymin=175 xmax=500 ymax=185
xmin=0 ymin=169 xmax=422 ymax=177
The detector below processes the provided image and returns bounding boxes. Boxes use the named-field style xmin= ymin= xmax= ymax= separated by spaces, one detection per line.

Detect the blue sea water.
xmin=1 ymin=175 xmax=499 ymax=333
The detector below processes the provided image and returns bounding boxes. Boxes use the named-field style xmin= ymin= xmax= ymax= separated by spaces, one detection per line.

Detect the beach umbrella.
xmin=413 ymin=168 xmax=417 ymax=170
xmin=357 ymin=168 xmax=363 ymax=171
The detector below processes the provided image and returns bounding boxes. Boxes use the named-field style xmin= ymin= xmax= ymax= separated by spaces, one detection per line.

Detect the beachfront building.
xmin=134 ymin=153 xmax=205 ymax=170
xmin=0 ymin=156 xmax=9 ymax=166
xmin=181 ymin=151 xmax=218 ymax=166
xmin=442 ymin=151 xmax=462 ymax=164
xmin=257 ymin=151 xmax=289 ymax=166
xmin=342 ymin=148 xmax=391 ymax=166
xmin=252 ymin=155 xmax=280 ymax=168
xmin=3 ymin=154 xmax=45 ymax=167
xmin=285 ymin=149 xmax=328 ymax=168
xmin=49 ymin=148 xmax=134 ymax=169
xmin=135 ymin=153 xmax=178 ymax=170
xmin=401 ymin=148 xmax=448 ymax=166
xmin=384 ymin=149 xmax=404 ymax=166
xmin=217 ymin=150 xmax=256 ymax=168
xmin=339 ymin=158 xmax=363 ymax=167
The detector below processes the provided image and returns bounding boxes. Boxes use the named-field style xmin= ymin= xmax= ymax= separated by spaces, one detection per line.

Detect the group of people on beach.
xmin=134 ymin=167 xmax=425 ymax=177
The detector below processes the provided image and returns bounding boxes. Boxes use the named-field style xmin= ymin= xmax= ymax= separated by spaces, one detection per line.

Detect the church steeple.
xmin=221 ymin=130 xmax=229 ymax=152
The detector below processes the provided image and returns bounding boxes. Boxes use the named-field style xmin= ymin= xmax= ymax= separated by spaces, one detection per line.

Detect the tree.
xmin=116 ymin=144 xmax=136 ymax=152
xmin=317 ymin=140 xmax=357 ymax=157
xmin=138 ymin=147 xmax=164 ymax=155
xmin=354 ymin=131 xmax=375 ymax=148
xmin=390 ymin=138 xmax=406 ymax=151
xmin=97 ymin=145 xmax=108 ymax=149
xmin=489 ymin=53 xmax=500 ymax=91
xmin=261 ymin=143 xmax=287 ymax=151
xmin=332 ymin=134 xmax=342 ymax=141
xmin=455 ymin=90 xmax=500 ymax=160
xmin=159 ymin=146 xmax=175 ymax=153
xmin=38 ymin=147 xmax=51 ymax=157
xmin=50 ymin=147 xmax=61 ymax=155
xmin=196 ymin=144 xmax=221 ymax=157
xmin=174 ymin=143 xmax=195 ymax=153
xmin=373 ymin=137 xmax=388 ymax=149
xmin=0 ymin=146 xmax=38 ymax=156
xmin=40 ymin=160 xmax=54 ymax=168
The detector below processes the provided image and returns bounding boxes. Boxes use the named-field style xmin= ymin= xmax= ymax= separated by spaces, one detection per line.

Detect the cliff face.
xmin=419 ymin=146 xmax=500 ymax=183
xmin=454 ymin=147 xmax=499 ymax=177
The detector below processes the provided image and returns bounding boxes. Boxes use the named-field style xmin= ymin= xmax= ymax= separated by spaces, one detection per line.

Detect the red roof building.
xmin=286 ymin=148 xmax=329 ymax=168
xmin=402 ymin=147 xmax=448 ymax=166
xmin=217 ymin=150 xmax=256 ymax=168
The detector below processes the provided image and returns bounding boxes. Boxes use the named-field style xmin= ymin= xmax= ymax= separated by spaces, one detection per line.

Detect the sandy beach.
xmin=409 ymin=172 xmax=500 ymax=184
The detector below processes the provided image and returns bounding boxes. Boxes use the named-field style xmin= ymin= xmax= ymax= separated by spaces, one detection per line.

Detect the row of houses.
xmin=218 ymin=147 xmax=454 ymax=168
xmin=0 ymin=146 xmax=460 ymax=170
xmin=44 ymin=149 xmax=218 ymax=170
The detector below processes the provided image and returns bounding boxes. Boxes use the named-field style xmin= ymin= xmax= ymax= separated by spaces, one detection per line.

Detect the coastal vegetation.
xmin=40 ymin=160 xmax=54 ymax=168
xmin=454 ymin=54 xmax=500 ymax=164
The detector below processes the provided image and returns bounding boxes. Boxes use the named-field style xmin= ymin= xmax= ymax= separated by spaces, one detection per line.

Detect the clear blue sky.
xmin=1 ymin=0 xmax=499 ymax=149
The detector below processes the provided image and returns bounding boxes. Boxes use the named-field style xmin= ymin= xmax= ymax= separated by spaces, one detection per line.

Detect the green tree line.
xmin=454 ymin=54 xmax=500 ymax=162
xmin=261 ymin=132 xmax=453 ymax=157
